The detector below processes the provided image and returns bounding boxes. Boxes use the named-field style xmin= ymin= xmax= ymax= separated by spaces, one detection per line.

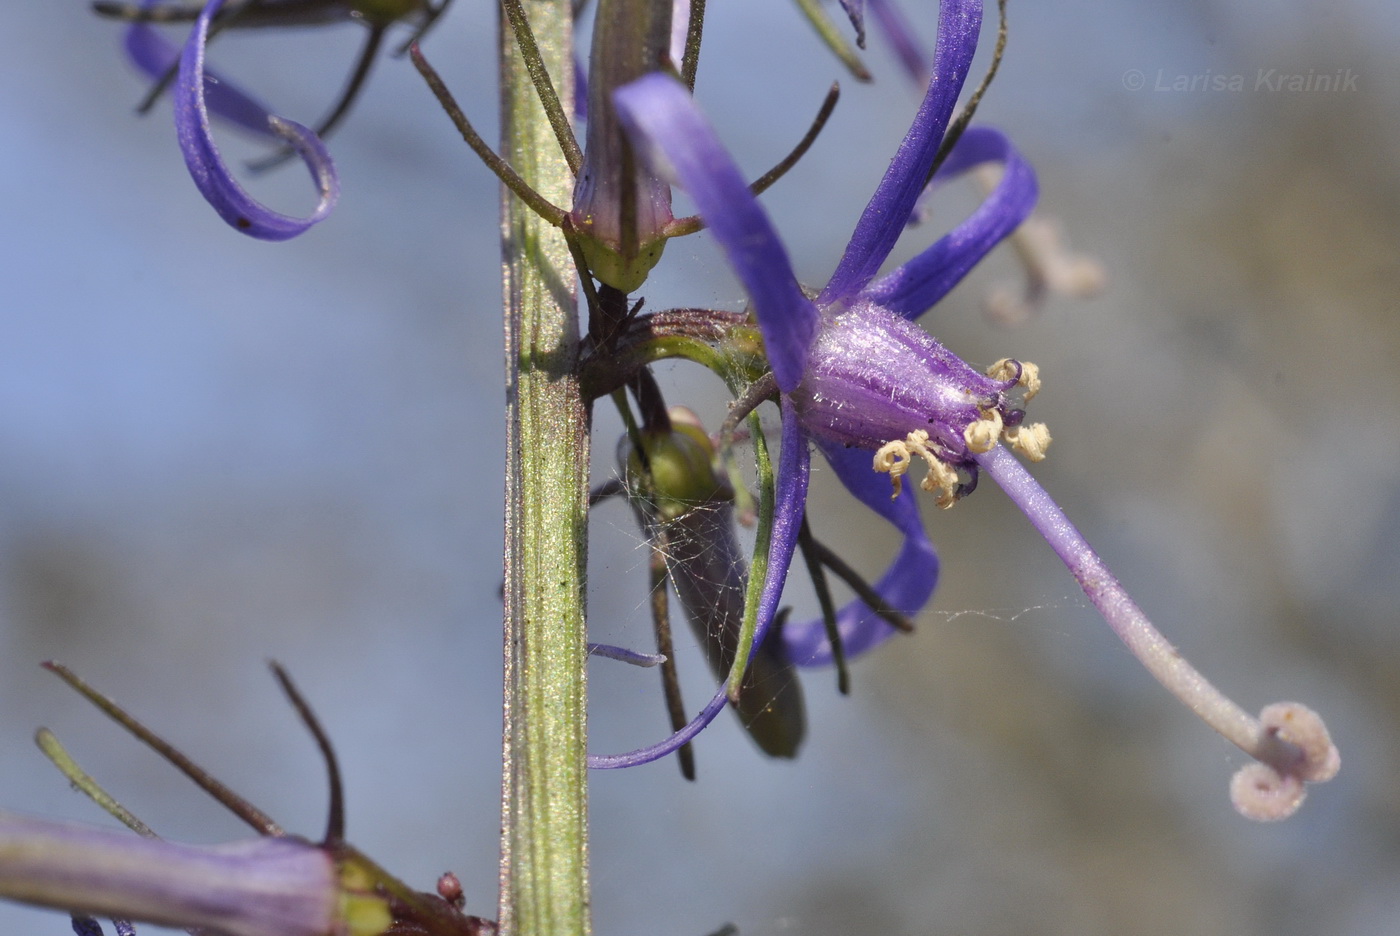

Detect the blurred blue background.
xmin=3 ymin=2 xmax=1399 ymax=934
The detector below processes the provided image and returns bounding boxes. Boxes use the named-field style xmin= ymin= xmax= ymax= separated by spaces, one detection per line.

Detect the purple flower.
xmin=121 ymin=0 xmax=340 ymax=239
xmin=0 ymin=810 xmax=356 ymax=936
xmin=597 ymin=1 xmax=1340 ymax=819
xmin=591 ymin=0 xmax=1037 ymax=768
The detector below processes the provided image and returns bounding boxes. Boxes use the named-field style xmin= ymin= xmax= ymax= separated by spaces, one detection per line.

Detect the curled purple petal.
xmin=869 ymin=0 xmax=930 ymax=86
xmin=818 ymin=0 xmax=983 ymax=307
xmin=614 ymin=73 xmax=818 ymax=392
xmin=863 ymin=126 xmax=1038 ymax=318
xmin=174 ymin=0 xmax=339 ymax=239
xmin=781 ymin=439 xmax=937 ymax=666
xmin=122 ymin=4 xmax=279 ymax=137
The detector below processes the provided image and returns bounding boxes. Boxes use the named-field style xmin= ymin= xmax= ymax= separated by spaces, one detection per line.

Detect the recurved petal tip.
xmin=173 ymin=0 xmax=339 ymax=239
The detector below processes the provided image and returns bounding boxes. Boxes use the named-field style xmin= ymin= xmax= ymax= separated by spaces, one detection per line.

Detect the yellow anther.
xmin=875 ymin=430 xmax=965 ymax=502
xmin=921 ymin=459 xmax=961 ymax=509
xmin=1018 ymin=362 xmax=1041 ymax=400
xmin=873 ymin=439 xmax=915 ymax=497
xmin=987 ymin=358 xmax=1042 ymax=401
xmin=964 ymin=410 xmax=1003 ymax=453
xmin=1005 ymin=422 xmax=1052 ymax=461
xmin=987 ymin=358 xmax=1019 ymax=382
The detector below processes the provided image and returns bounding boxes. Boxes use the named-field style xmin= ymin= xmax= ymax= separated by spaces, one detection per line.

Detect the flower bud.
xmin=569 ymin=0 xmax=675 ymax=291
xmin=623 ymin=410 xmax=806 ymax=757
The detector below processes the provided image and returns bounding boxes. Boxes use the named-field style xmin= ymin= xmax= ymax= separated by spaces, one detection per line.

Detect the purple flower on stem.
xmin=592 ymin=0 xmax=1035 ymax=768
xmin=121 ymin=0 xmax=339 ymax=239
xmin=0 ymin=810 xmax=353 ymax=936
xmin=599 ymin=0 xmax=1340 ymax=819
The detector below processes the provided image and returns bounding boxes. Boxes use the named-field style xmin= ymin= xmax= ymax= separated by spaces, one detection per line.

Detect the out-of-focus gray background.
xmin=3 ymin=2 xmax=1398 ymax=934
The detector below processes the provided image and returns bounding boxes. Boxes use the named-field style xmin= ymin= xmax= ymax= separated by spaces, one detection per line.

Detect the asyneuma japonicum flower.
xmin=604 ymin=0 xmax=1339 ymax=819
xmin=0 ymin=810 xmax=381 ymax=936
xmin=0 ymin=663 xmax=495 ymax=936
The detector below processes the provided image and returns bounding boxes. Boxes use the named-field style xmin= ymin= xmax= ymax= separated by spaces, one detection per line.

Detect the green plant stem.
xmin=497 ymin=3 xmax=589 ymax=935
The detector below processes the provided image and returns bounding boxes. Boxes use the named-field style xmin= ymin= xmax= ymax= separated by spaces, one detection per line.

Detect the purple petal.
xmin=587 ymin=685 xmax=730 ymax=769
xmin=0 ymin=812 xmax=337 ymax=936
xmin=586 ymin=642 xmax=666 ymax=667
xmin=818 ymin=0 xmax=983 ymax=307
xmin=781 ymin=439 xmax=938 ymax=666
xmin=174 ymin=0 xmax=339 ymax=240
xmin=573 ymin=52 xmax=588 ymax=122
xmin=614 ymin=73 xmax=818 ymax=393
xmin=588 ymin=401 xmax=810 ymax=768
xmin=869 ymin=0 xmax=930 ymax=86
xmin=70 ymin=918 xmax=104 ymax=936
xmin=862 ymin=126 xmax=1037 ymax=318
xmin=840 ymin=0 xmax=868 ymax=46
xmin=123 ymin=6 xmax=279 ymax=138
xmin=749 ymin=399 xmax=813 ymax=651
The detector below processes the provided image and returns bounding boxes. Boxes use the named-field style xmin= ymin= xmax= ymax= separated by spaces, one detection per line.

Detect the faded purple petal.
xmin=174 ymin=0 xmax=339 ymax=240
xmin=818 ymin=0 xmax=983 ymax=307
xmin=870 ymin=0 xmax=929 ymax=86
xmin=863 ymin=126 xmax=1038 ymax=318
xmin=573 ymin=52 xmax=587 ymax=122
xmin=614 ymin=73 xmax=818 ymax=392
xmin=781 ymin=439 xmax=937 ymax=666
xmin=839 ymin=0 xmax=868 ymax=46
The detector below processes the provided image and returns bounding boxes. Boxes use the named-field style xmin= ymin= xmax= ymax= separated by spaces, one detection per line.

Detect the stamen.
xmin=873 ymin=430 xmax=961 ymax=506
xmin=963 ymin=409 xmax=1003 ymax=453
xmin=921 ymin=459 xmax=961 ymax=510
xmin=1004 ymin=422 xmax=1051 ymax=461
xmin=873 ymin=437 xmax=915 ymax=497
